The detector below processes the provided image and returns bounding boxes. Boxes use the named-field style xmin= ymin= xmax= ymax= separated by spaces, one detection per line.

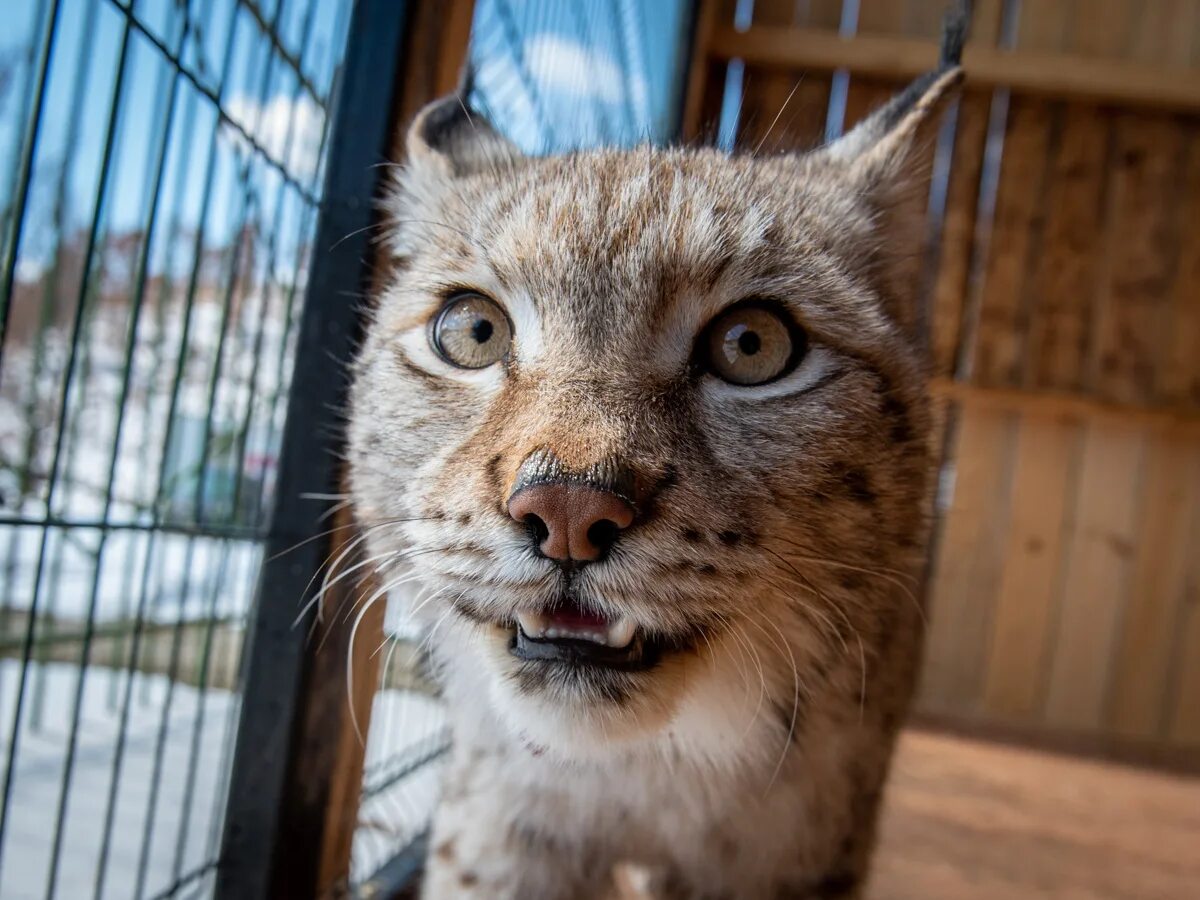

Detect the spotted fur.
xmin=347 ymin=65 xmax=962 ymax=900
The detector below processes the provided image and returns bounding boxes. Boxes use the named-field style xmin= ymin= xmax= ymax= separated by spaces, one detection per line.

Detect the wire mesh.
xmin=466 ymin=0 xmax=693 ymax=154
xmin=0 ymin=0 xmax=353 ymax=897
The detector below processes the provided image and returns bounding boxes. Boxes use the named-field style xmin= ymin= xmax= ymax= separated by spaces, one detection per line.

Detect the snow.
xmin=0 ymin=659 xmax=448 ymax=898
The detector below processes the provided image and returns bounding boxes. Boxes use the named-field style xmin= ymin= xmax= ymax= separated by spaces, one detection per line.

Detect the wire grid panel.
xmin=349 ymin=599 xmax=449 ymax=886
xmin=466 ymin=0 xmax=693 ymax=154
xmin=0 ymin=0 xmax=352 ymax=897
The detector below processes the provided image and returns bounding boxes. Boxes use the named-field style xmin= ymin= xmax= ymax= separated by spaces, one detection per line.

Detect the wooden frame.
xmin=709 ymin=25 xmax=1200 ymax=113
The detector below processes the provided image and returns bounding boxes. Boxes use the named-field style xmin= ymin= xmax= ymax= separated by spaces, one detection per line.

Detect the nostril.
xmin=523 ymin=513 xmax=549 ymax=545
xmin=586 ymin=519 xmax=620 ymax=552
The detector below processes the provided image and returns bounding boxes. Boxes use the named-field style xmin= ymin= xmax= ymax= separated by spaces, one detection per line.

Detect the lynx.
xmin=347 ymin=24 xmax=964 ymax=899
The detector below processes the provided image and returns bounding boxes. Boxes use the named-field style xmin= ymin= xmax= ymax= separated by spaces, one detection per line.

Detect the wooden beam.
xmin=709 ymin=25 xmax=1200 ymax=113
xmin=291 ymin=502 xmax=387 ymax=900
xmin=397 ymin=0 xmax=478 ymax=125
xmin=680 ymin=0 xmax=724 ymax=141
xmin=929 ymin=379 xmax=1200 ymax=430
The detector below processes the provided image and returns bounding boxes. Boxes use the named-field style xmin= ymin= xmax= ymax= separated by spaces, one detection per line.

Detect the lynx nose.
xmin=507 ymin=482 xmax=635 ymax=564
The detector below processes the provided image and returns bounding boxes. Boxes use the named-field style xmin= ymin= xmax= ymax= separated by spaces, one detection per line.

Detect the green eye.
xmin=701 ymin=303 xmax=806 ymax=386
xmin=431 ymin=293 xmax=513 ymax=369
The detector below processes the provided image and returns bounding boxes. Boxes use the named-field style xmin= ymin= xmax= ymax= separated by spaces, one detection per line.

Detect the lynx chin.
xmin=347 ymin=44 xmax=963 ymax=900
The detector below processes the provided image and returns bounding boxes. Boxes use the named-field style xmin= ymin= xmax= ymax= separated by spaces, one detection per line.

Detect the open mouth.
xmin=510 ymin=600 xmax=658 ymax=670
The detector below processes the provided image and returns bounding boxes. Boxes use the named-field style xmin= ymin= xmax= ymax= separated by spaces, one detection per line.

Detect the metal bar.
xmin=171 ymin=1 xmax=327 ymax=873
xmin=135 ymin=87 xmax=265 ymax=900
xmin=91 ymin=0 xmax=253 ymax=884
xmin=0 ymin=515 xmax=262 ymax=540
xmin=215 ymin=2 xmax=416 ymax=896
xmin=41 ymin=14 xmax=192 ymax=891
xmin=353 ymin=831 xmax=430 ymax=900
xmin=143 ymin=861 xmax=218 ymax=900
xmin=125 ymin=5 xmax=288 ymax=893
xmin=240 ymin=0 xmax=327 ymax=106
xmin=0 ymin=0 xmax=62 ymax=372
xmin=492 ymin=0 xmax=554 ymax=149
xmin=100 ymin=0 xmax=322 ymax=207
xmin=359 ymin=736 xmax=450 ymax=802
xmin=0 ymin=12 xmax=137 ymax=877
xmin=168 ymin=539 xmax=233 ymax=884
xmin=201 ymin=548 xmax=256 ymax=868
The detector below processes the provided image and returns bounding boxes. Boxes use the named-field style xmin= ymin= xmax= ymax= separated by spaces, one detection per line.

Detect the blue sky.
xmin=1 ymin=0 xmax=691 ymax=281
xmin=1 ymin=0 xmax=348 ymax=277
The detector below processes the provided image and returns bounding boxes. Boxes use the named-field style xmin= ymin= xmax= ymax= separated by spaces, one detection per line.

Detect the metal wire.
xmin=0 ymin=0 xmax=352 ymax=896
xmin=465 ymin=0 xmax=692 ymax=155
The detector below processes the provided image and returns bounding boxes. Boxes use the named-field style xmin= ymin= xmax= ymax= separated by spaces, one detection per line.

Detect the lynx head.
xmin=348 ymin=68 xmax=960 ymax=766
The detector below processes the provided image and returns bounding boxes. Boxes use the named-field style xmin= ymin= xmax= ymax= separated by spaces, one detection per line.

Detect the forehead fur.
xmin=390 ymin=146 xmax=876 ymax=301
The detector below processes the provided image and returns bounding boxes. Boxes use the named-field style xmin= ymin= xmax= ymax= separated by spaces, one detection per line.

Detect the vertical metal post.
xmin=215 ymin=2 xmax=413 ymax=898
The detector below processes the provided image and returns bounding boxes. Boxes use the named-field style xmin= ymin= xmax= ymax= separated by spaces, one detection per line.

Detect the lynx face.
xmin=348 ymin=72 xmax=957 ymax=765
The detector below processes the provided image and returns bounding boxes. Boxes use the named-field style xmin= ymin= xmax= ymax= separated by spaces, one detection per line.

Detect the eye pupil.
xmin=703 ymin=303 xmax=802 ymax=386
xmin=737 ymin=330 xmax=761 ymax=355
xmin=472 ymin=318 xmax=494 ymax=343
xmin=431 ymin=293 xmax=512 ymax=369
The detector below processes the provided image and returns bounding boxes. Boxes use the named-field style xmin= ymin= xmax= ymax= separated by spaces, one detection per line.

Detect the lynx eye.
xmin=701 ymin=303 xmax=805 ymax=386
xmin=431 ymin=293 xmax=512 ymax=369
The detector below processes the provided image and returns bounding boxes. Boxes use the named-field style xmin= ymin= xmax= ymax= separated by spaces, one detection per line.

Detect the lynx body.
xmin=348 ymin=63 xmax=962 ymax=899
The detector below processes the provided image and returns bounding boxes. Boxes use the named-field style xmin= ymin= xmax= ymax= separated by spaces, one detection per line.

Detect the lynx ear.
xmin=406 ymin=94 xmax=522 ymax=178
xmin=822 ymin=1 xmax=967 ymax=177
xmin=814 ymin=5 xmax=967 ymax=338
xmin=820 ymin=66 xmax=962 ymax=181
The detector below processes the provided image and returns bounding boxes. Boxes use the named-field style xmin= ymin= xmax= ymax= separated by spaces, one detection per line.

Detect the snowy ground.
xmin=0 ymin=660 xmax=447 ymax=899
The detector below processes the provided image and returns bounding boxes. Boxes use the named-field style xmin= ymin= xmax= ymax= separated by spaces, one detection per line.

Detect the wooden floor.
xmin=870 ymin=730 xmax=1200 ymax=900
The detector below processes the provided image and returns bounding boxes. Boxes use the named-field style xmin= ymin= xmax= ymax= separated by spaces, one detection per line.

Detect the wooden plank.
xmin=311 ymin=512 xmax=387 ymax=897
xmin=1156 ymin=128 xmax=1200 ymax=408
xmin=1107 ymin=428 xmax=1199 ymax=738
xmin=750 ymin=0 xmax=797 ymax=27
xmin=738 ymin=0 xmax=825 ymax=152
xmin=1015 ymin=0 xmax=1072 ymax=52
xmin=857 ymin=0 xmax=908 ymax=37
xmin=433 ymin=0 xmax=477 ymax=95
xmin=920 ymin=406 xmax=1016 ymax=714
xmin=840 ymin=75 xmax=903 ymax=132
xmin=982 ymin=417 xmax=1078 ymax=721
xmin=1068 ymin=0 xmax=1137 ymax=58
xmin=928 ymin=92 xmax=990 ymax=378
xmin=1043 ymin=421 xmax=1143 ymax=732
xmin=736 ymin=68 xmax=832 ymax=153
xmin=1164 ymin=443 xmax=1200 ymax=746
xmin=793 ymin=0 xmax=844 ymax=30
xmin=708 ymin=26 xmax=1200 ymax=113
xmin=873 ymin=729 xmax=1200 ymax=898
xmin=1024 ymin=105 xmax=1110 ymax=392
xmin=680 ymin=0 xmax=734 ymax=142
xmin=971 ymin=96 xmax=1053 ymax=387
xmin=929 ymin=378 xmax=1200 ymax=432
xmin=395 ymin=0 xmax=479 ymax=125
xmin=1088 ymin=115 xmax=1186 ymax=406
xmin=897 ymin=0 xmax=949 ymax=40
xmin=1129 ymin=0 xmax=1200 ymax=67
xmin=1166 ymin=452 xmax=1200 ymax=745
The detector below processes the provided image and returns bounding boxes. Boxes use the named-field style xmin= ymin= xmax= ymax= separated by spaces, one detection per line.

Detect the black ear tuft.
xmin=939 ymin=0 xmax=972 ymax=69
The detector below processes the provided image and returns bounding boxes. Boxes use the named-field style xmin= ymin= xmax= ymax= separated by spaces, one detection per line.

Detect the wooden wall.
xmin=685 ymin=0 xmax=1200 ymax=768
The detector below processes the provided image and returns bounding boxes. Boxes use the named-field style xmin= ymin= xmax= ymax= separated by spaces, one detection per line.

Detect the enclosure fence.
xmin=0 ymin=0 xmax=353 ymax=896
